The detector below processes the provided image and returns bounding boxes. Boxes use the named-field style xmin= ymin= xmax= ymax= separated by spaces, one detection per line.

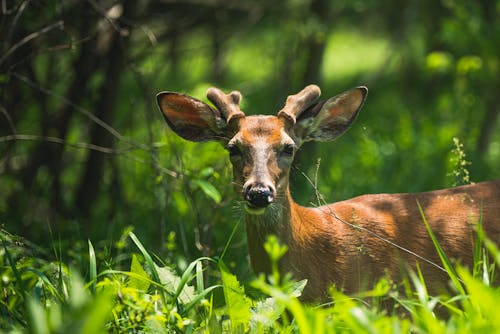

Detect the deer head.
xmin=157 ymin=85 xmax=368 ymax=215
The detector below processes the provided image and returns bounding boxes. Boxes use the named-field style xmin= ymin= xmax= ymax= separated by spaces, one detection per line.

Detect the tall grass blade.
xmin=196 ymin=260 xmax=204 ymax=294
xmin=220 ymin=216 xmax=242 ymax=261
xmin=88 ymin=240 xmax=97 ymax=294
xmin=25 ymin=268 xmax=63 ymax=302
xmin=129 ymin=231 xmax=161 ymax=283
xmin=129 ymin=231 xmax=167 ymax=305
xmin=473 ymin=212 xmax=483 ymax=268
xmin=184 ymin=285 xmax=221 ymax=312
xmin=476 ymin=222 xmax=498 ymax=281
xmin=173 ymin=257 xmax=215 ymax=304
xmin=1 ymin=236 xmax=25 ymax=299
xmin=417 ymin=200 xmax=465 ymax=295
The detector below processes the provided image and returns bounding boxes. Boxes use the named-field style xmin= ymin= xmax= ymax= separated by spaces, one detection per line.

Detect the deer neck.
xmin=244 ymin=187 xmax=295 ymax=275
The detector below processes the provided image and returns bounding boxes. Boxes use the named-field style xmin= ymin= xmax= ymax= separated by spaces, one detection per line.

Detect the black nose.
xmin=244 ymin=184 xmax=275 ymax=208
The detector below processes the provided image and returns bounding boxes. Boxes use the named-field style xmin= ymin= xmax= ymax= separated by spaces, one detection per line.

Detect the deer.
xmin=157 ymin=84 xmax=500 ymax=302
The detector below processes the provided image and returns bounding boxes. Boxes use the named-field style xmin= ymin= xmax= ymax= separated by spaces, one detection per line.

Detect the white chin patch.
xmin=244 ymin=204 xmax=266 ymax=215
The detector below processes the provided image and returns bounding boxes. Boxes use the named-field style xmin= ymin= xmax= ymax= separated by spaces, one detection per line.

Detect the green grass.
xmin=1 ymin=225 xmax=499 ymax=333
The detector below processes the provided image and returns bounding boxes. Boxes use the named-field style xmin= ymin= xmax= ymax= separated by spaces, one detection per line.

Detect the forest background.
xmin=1 ymin=0 xmax=499 ymax=284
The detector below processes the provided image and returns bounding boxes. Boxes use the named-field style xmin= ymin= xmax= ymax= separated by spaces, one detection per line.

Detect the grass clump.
xmin=1 ymin=226 xmax=499 ymax=333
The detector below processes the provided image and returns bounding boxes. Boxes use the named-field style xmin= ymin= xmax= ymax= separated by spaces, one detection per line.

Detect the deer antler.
xmin=277 ymin=84 xmax=321 ymax=124
xmin=207 ymin=87 xmax=245 ymax=124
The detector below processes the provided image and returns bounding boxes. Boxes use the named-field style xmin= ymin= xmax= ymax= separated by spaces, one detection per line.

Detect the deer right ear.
xmin=157 ymin=92 xmax=226 ymax=142
xmin=295 ymin=87 xmax=368 ymax=143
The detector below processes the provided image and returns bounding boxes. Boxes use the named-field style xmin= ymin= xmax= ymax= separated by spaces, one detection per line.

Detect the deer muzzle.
xmin=243 ymin=183 xmax=275 ymax=215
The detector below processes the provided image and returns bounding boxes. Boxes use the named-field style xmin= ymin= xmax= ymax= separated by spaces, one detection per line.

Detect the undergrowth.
xmin=1 ymin=225 xmax=499 ymax=333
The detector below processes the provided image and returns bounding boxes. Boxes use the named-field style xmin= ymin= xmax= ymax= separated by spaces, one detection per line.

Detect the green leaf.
xmin=156 ymin=264 xmax=195 ymax=304
xmin=129 ymin=232 xmax=167 ymax=304
xmin=290 ymin=279 xmax=307 ymax=298
xmin=250 ymin=297 xmax=283 ymax=331
xmin=129 ymin=254 xmax=151 ymax=292
xmin=145 ymin=316 xmax=167 ymax=334
xmin=199 ymin=167 xmax=215 ymax=178
xmin=194 ymin=179 xmax=222 ymax=204
xmin=219 ymin=260 xmax=252 ymax=332
xmin=129 ymin=232 xmax=161 ymax=284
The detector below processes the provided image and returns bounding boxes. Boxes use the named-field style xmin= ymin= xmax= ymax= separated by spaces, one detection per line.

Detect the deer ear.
xmin=295 ymin=87 xmax=368 ymax=142
xmin=157 ymin=92 xmax=226 ymax=142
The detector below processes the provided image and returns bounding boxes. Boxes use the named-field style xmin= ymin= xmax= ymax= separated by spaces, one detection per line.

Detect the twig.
xmin=0 ymin=105 xmax=17 ymax=134
xmin=313 ymin=158 xmax=323 ymax=206
xmin=10 ymin=71 xmax=155 ymax=153
xmin=0 ymin=134 xmax=179 ymax=178
xmin=0 ymin=20 xmax=64 ymax=66
xmin=5 ymin=0 xmax=29 ymax=45
xmin=0 ymin=134 xmax=122 ymax=154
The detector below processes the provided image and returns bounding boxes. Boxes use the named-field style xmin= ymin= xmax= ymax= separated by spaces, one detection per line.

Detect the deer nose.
xmin=244 ymin=183 xmax=275 ymax=208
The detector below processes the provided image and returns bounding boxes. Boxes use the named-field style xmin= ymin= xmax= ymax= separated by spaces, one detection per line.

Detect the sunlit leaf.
xmin=219 ymin=260 xmax=252 ymax=332
xmin=129 ymin=254 xmax=151 ymax=292
xmin=194 ymin=179 xmax=222 ymax=204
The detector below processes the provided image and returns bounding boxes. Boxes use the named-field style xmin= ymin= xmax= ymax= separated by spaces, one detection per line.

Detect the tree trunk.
xmin=74 ymin=12 xmax=130 ymax=215
xmin=301 ymin=0 xmax=328 ymax=86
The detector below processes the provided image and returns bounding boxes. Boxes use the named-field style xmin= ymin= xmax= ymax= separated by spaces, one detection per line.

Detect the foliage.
xmin=447 ymin=137 xmax=472 ymax=186
xmin=2 ymin=229 xmax=500 ymax=333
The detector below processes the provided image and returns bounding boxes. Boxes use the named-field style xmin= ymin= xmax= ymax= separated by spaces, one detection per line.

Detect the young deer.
xmin=157 ymin=85 xmax=500 ymax=302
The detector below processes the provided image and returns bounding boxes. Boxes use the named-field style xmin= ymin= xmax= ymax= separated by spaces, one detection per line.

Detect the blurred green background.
xmin=1 ymin=0 xmax=499 ymax=276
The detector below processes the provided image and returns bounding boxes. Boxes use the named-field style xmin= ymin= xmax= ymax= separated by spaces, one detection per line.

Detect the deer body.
xmin=246 ymin=180 xmax=500 ymax=301
xmin=157 ymin=85 xmax=500 ymax=302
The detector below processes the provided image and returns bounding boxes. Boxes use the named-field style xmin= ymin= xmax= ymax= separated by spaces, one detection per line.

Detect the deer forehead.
xmin=231 ymin=115 xmax=293 ymax=147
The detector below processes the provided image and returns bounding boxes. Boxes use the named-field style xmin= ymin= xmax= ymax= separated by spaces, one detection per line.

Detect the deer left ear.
xmin=295 ymin=86 xmax=368 ymax=142
xmin=157 ymin=92 xmax=226 ymax=142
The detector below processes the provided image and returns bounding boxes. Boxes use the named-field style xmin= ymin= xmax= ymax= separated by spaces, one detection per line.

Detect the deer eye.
xmin=227 ymin=144 xmax=241 ymax=157
xmin=281 ymin=144 xmax=295 ymax=157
